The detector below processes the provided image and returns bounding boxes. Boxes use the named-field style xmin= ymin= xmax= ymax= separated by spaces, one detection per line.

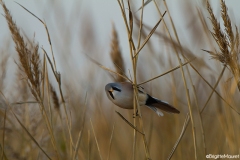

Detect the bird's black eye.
xmin=108 ymin=91 xmax=114 ymax=99
xmin=112 ymin=86 xmax=121 ymax=92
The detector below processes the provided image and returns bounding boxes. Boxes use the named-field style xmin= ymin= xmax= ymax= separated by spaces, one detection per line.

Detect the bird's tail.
xmin=146 ymin=94 xmax=180 ymax=114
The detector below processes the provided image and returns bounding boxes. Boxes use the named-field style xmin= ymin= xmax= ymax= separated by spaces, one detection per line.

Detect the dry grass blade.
xmin=11 ymin=101 xmax=39 ymax=105
xmin=167 ymin=114 xmax=190 ymax=160
xmin=0 ymin=144 xmax=7 ymax=160
xmin=44 ymin=54 xmax=54 ymax=129
xmin=201 ymin=66 xmax=226 ymax=113
xmin=15 ymin=2 xmax=57 ymax=72
xmin=117 ymin=1 xmax=152 ymax=159
xmin=41 ymin=53 xmax=46 ymax=100
xmin=43 ymin=48 xmax=74 ymax=153
xmin=73 ymin=92 xmax=88 ymax=160
xmin=137 ymin=0 xmax=145 ymax=49
xmin=88 ymin=130 xmax=90 ymax=160
xmin=186 ymin=59 xmax=206 ymax=159
xmin=192 ymin=85 xmax=206 ymax=157
xmin=133 ymin=94 xmax=151 ymax=159
xmin=0 ymin=91 xmax=52 ymax=160
xmin=128 ymin=0 xmax=133 ymax=38
xmin=115 ymin=111 xmax=144 ymax=135
xmin=134 ymin=11 xmax=167 ymax=58
xmin=147 ymin=2 xmax=199 ymax=159
xmin=190 ymin=62 xmax=239 ymax=114
xmin=11 ymin=110 xmax=52 ymax=160
xmin=11 ymin=5 xmax=74 ymax=154
xmin=138 ymin=58 xmax=195 ymax=86
xmin=0 ymin=4 xmax=61 ymax=155
xmin=73 ymin=130 xmax=82 ymax=160
xmin=168 ymin=66 xmax=227 ymax=159
xmin=117 ymin=0 xmax=136 ymax=50
xmin=90 ymin=119 xmax=103 ymax=160
xmin=41 ymin=48 xmax=60 ymax=82
xmin=186 ymin=89 xmax=197 ymax=160
xmin=110 ymin=24 xmax=126 ymax=82
xmin=15 ymin=2 xmax=43 ymax=23
xmin=161 ymin=1 xmax=198 ymax=158
xmin=1 ymin=108 xmax=7 ymax=160
xmin=107 ymin=123 xmax=115 ymax=160
xmin=137 ymin=0 xmax=152 ymax=11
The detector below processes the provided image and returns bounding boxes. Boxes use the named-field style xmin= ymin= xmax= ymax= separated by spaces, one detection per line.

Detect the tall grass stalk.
xmin=14 ymin=4 xmax=75 ymax=157
xmin=0 ymin=1 xmax=60 ymax=159
xmin=116 ymin=0 xmax=164 ymax=159
xmin=151 ymin=0 xmax=199 ymax=158
xmin=90 ymin=118 xmax=103 ymax=160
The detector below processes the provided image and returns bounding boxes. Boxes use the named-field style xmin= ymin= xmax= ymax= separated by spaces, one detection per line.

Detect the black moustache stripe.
xmin=108 ymin=91 xmax=114 ymax=99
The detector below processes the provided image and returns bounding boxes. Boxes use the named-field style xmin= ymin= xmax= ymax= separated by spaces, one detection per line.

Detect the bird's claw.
xmin=133 ymin=110 xmax=139 ymax=118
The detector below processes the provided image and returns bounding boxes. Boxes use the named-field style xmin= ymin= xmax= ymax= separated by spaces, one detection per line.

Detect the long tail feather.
xmin=146 ymin=94 xmax=180 ymax=114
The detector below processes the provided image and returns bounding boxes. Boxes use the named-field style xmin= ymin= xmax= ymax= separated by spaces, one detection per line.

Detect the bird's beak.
xmin=108 ymin=88 xmax=115 ymax=99
xmin=109 ymin=88 xmax=113 ymax=92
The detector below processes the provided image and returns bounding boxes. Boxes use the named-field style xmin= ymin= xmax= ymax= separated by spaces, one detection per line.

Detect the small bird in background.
xmin=105 ymin=82 xmax=180 ymax=117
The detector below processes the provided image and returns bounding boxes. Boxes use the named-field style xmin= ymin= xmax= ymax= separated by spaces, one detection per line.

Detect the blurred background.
xmin=0 ymin=0 xmax=240 ymax=159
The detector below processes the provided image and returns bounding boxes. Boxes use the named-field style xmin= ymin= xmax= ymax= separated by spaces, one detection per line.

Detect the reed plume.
xmin=110 ymin=24 xmax=126 ymax=82
xmin=1 ymin=1 xmax=42 ymax=99
xmin=50 ymin=84 xmax=60 ymax=110
xmin=205 ymin=0 xmax=240 ymax=91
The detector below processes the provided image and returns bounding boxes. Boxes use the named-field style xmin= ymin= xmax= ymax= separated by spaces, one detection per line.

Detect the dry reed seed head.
xmin=55 ymin=71 xmax=61 ymax=85
xmin=0 ymin=52 xmax=9 ymax=90
xmin=207 ymin=0 xmax=240 ymax=92
xmin=50 ymin=84 xmax=60 ymax=110
xmin=207 ymin=0 xmax=231 ymax=65
xmin=235 ymin=27 xmax=240 ymax=53
xmin=1 ymin=1 xmax=42 ymax=98
xmin=110 ymin=24 xmax=126 ymax=82
xmin=203 ymin=49 xmax=225 ymax=65
xmin=221 ymin=0 xmax=234 ymax=47
xmin=31 ymin=44 xmax=42 ymax=93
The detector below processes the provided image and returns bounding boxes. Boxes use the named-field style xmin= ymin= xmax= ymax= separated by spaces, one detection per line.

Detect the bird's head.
xmin=105 ymin=83 xmax=122 ymax=100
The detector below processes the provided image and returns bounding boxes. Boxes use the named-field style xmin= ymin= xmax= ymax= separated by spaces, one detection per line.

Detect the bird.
xmin=105 ymin=82 xmax=180 ymax=117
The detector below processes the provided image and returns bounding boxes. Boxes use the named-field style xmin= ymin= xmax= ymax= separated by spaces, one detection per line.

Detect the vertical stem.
xmin=117 ymin=1 xmax=151 ymax=159
xmin=88 ymin=130 xmax=90 ymax=160
xmin=1 ymin=108 xmax=6 ymax=160
xmin=131 ymin=25 xmax=137 ymax=160
xmin=153 ymin=0 xmax=198 ymax=158
xmin=192 ymin=85 xmax=206 ymax=157
xmin=90 ymin=119 xmax=103 ymax=160
xmin=107 ymin=123 xmax=115 ymax=160
xmin=168 ymin=66 xmax=226 ymax=159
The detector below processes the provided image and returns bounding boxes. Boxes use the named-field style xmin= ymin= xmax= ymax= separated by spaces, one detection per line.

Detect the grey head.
xmin=105 ymin=82 xmax=134 ymax=109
